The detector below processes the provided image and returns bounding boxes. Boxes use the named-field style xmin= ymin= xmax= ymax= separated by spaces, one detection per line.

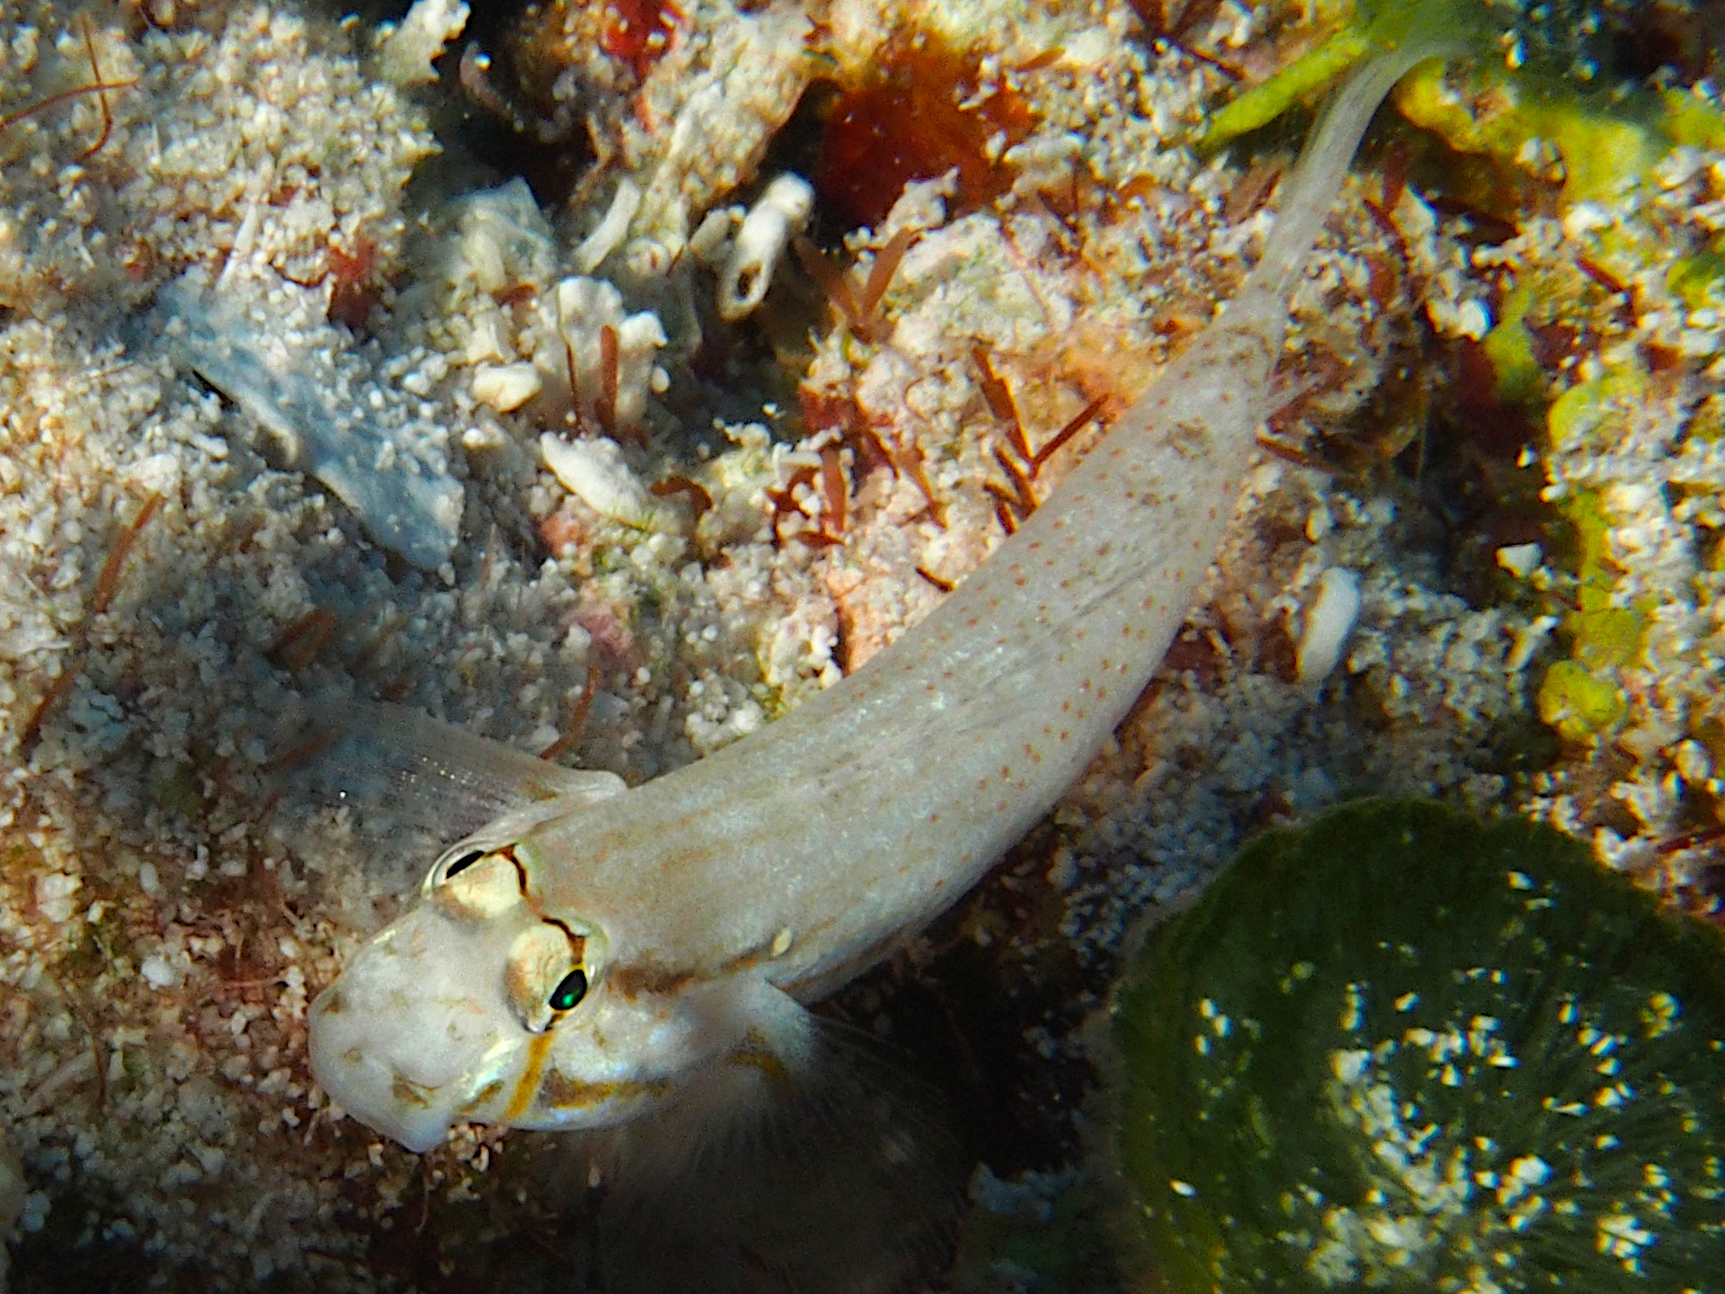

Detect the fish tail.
xmin=1246 ymin=14 xmax=1471 ymax=303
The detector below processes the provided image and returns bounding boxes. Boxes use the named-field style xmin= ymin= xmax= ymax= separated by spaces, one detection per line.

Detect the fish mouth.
xmin=306 ymin=1001 xmax=462 ymax=1152
xmin=306 ymin=902 xmax=530 ymax=1152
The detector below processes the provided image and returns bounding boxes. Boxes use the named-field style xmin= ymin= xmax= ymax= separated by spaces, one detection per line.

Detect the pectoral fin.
xmin=520 ymin=994 xmax=965 ymax=1294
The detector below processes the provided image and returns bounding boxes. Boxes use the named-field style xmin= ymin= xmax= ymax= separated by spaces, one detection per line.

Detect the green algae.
xmin=1390 ymin=60 xmax=1665 ymax=205
xmin=1530 ymin=379 xmax=1665 ymax=742
xmin=1557 ymin=488 xmax=1650 ymax=675
xmin=1192 ymin=0 xmax=1723 ymax=755
xmin=1668 ymin=242 xmax=1725 ymax=312
xmin=1664 ymin=88 xmax=1725 ymax=152
xmin=1479 ymin=282 xmax=1541 ymax=408
xmin=1204 ymin=26 xmax=1376 ymax=149
xmin=1536 ymin=659 xmax=1628 ymax=742
xmin=1203 ymin=1 xmax=1719 ymax=208
xmin=1113 ymin=799 xmax=1725 ymax=1293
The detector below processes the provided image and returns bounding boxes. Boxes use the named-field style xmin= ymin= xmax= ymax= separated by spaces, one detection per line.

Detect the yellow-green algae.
xmin=1535 ymin=478 xmax=1655 ymax=743
xmin=1205 ymin=0 xmax=1725 ymax=203
xmin=1204 ymin=26 xmax=1378 ymax=149
xmin=1668 ymin=240 xmax=1725 ymax=312
xmin=1114 ymin=799 xmax=1725 ymax=1293
xmin=1479 ymin=281 xmax=1542 ymax=408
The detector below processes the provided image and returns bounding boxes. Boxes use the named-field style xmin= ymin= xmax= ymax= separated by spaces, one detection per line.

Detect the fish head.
xmin=308 ymin=844 xmax=627 ymax=1152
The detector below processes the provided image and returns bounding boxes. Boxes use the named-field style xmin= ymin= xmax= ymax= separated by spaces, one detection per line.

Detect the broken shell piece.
xmin=555 ymin=276 xmax=669 ymax=432
xmin=160 ymin=274 xmax=463 ymax=571
xmin=541 ymin=434 xmax=680 ymax=533
xmin=718 ymin=173 xmax=814 ymax=321
xmin=572 ymin=179 xmax=643 ymax=275
xmin=1296 ymin=566 xmax=1361 ymax=687
xmin=461 ymin=310 xmax=511 ymax=366
xmin=450 ymin=178 xmax=558 ymax=298
xmin=374 ymin=0 xmax=469 ymax=87
xmin=471 ymin=362 xmax=542 ymax=412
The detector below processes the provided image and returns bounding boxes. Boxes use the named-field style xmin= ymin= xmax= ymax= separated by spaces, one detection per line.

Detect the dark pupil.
xmin=444 ymin=850 xmax=484 ymax=879
xmin=548 ymin=967 xmax=588 ymax=1013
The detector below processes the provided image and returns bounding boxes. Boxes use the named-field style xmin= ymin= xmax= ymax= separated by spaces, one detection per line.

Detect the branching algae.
xmin=1113 ymin=799 xmax=1725 ymax=1292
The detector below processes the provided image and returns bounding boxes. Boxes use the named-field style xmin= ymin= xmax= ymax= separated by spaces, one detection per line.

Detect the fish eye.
xmin=505 ymin=922 xmax=596 ymax=1031
xmin=548 ymin=967 xmax=588 ymax=1013
xmin=443 ymin=849 xmax=485 ymax=880
xmin=429 ymin=849 xmax=525 ymax=919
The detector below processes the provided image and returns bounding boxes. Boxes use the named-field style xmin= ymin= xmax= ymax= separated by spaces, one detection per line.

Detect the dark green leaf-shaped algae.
xmin=1114 ymin=799 xmax=1725 ymax=1292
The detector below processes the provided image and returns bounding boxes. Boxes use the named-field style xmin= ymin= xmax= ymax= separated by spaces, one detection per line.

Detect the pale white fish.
xmin=309 ymin=38 xmax=1448 ymax=1155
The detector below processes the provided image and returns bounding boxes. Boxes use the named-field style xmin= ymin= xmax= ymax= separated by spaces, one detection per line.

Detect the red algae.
xmin=600 ymin=0 xmax=683 ymax=81
xmin=815 ymin=32 xmax=1036 ymax=230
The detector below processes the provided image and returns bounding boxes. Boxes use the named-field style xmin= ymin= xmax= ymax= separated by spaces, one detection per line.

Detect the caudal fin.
xmin=1246 ymin=17 xmax=1468 ymax=301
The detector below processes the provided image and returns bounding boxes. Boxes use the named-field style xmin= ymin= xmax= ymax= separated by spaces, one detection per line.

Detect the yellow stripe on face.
xmin=503 ymin=1030 xmax=555 ymax=1123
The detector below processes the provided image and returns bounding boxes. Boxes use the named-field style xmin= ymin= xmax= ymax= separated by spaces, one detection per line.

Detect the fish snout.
xmin=308 ymin=901 xmax=528 ymax=1153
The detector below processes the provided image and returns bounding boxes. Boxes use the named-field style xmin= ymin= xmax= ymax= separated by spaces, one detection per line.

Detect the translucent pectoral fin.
xmin=518 ymin=994 xmax=965 ymax=1294
xmin=267 ymin=699 xmax=625 ymax=898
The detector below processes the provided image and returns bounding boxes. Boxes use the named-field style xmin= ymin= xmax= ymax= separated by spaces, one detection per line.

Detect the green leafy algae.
xmin=1536 ymin=659 xmax=1627 ymax=742
xmin=1664 ymin=89 xmax=1725 ymax=152
xmin=1390 ymin=59 xmax=1665 ymax=204
xmin=1545 ymin=486 xmax=1654 ymax=740
xmin=1113 ymin=799 xmax=1725 ymax=1293
xmin=1668 ymin=242 xmax=1725 ymax=312
xmin=1533 ymin=383 xmax=1660 ymax=741
xmin=1479 ymin=282 xmax=1542 ymax=408
xmin=1204 ymin=27 xmax=1375 ymax=149
xmin=1201 ymin=1 xmax=1486 ymax=150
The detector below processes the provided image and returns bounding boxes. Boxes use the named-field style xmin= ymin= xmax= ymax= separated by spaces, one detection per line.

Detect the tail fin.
xmin=1245 ymin=22 xmax=1466 ymax=301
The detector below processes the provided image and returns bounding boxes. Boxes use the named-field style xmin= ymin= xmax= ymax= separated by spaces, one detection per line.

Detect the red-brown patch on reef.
xmin=325 ymin=235 xmax=381 ymax=331
xmin=815 ymin=31 xmax=1036 ymax=230
xmin=599 ymin=0 xmax=683 ymax=81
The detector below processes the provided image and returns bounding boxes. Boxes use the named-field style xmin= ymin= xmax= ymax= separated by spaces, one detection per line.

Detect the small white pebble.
xmin=1495 ymin=542 xmax=1542 ymax=578
xmin=470 ymin=362 xmax=542 ymax=412
xmin=1296 ymin=567 xmax=1361 ymax=687
xmin=375 ymin=0 xmax=470 ymax=87
xmin=1674 ymin=739 xmax=1712 ymax=785
xmin=1057 ymin=27 xmax=1111 ymax=68
xmin=34 ymin=872 xmax=81 ymax=925
xmin=541 ymin=433 xmax=676 ymax=531
xmin=139 ymin=955 xmax=181 ymax=989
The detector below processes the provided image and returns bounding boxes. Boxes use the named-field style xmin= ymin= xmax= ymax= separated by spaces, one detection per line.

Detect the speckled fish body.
xmin=309 ymin=42 xmax=1444 ymax=1154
